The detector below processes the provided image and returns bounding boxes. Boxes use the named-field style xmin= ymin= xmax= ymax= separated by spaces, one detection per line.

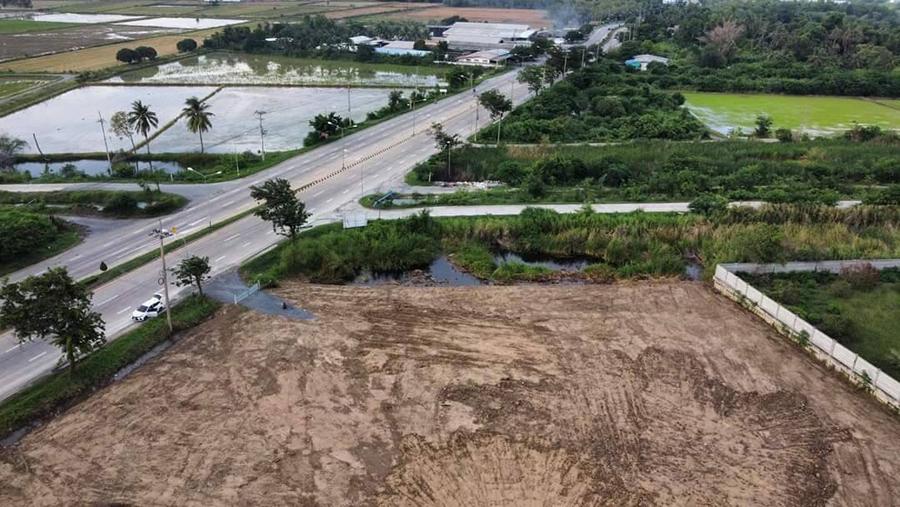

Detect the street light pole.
xmin=150 ymin=221 xmax=173 ymax=332
xmin=254 ymin=110 xmax=267 ymax=160
xmin=97 ymin=111 xmax=112 ymax=175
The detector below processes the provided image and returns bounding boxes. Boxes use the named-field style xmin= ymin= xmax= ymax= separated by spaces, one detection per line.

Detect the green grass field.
xmin=683 ymin=92 xmax=900 ymax=137
xmin=0 ymin=19 xmax=76 ymax=34
xmin=0 ymin=79 xmax=43 ymax=99
xmin=747 ymin=269 xmax=900 ymax=379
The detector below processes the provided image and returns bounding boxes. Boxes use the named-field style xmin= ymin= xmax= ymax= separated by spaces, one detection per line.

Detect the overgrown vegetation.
xmin=490 ymin=58 xmax=707 ymax=143
xmin=203 ymin=16 xmax=435 ymax=65
xmin=406 ymin=137 xmax=900 ymax=204
xmin=612 ymin=0 xmax=899 ymax=96
xmin=746 ymin=267 xmax=900 ymax=379
xmin=0 ymin=189 xmax=187 ymax=218
xmin=0 ymin=295 xmax=219 ymax=439
xmin=243 ymin=204 xmax=900 ymax=285
xmin=0 ymin=210 xmax=81 ymax=275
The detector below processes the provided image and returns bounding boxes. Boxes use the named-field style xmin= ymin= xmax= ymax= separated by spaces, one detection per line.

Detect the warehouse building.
xmin=438 ymin=22 xmax=534 ymax=51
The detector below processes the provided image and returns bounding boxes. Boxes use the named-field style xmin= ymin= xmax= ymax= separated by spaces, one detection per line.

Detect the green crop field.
xmin=0 ymin=19 xmax=76 ymax=34
xmin=683 ymin=92 xmax=900 ymax=137
xmin=0 ymin=79 xmax=43 ymax=99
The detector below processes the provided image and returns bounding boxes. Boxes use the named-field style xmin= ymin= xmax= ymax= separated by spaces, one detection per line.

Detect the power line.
xmin=254 ymin=110 xmax=267 ymax=160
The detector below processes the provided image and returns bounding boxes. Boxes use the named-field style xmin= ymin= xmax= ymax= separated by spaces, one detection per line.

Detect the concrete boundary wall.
xmin=713 ymin=261 xmax=900 ymax=410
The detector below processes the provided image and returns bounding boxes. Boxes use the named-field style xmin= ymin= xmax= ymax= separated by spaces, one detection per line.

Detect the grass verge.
xmin=0 ymin=294 xmax=220 ymax=440
xmin=0 ymin=189 xmax=187 ymax=218
xmin=0 ymin=227 xmax=82 ymax=277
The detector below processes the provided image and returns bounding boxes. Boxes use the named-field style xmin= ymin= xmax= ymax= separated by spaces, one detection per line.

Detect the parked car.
xmin=132 ymin=295 xmax=166 ymax=321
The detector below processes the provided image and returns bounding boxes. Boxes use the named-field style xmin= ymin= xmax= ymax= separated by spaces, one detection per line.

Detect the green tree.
xmin=517 ymin=66 xmax=546 ymax=95
xmin=479 ymin=89 xmax=513 ymax=144
xmin=0 ymin=134 xmax=27 ymax=169
xmin=172 ymin=255 xmax=211 ymax=296
xmin=109 ymin=111 xmax=136 ymax=151
xmin=0 ymin=267 xmax=105 ymax=374
xmin=127 ymin=100 xmax=159 ymax=160
xmin=754 ymin=115 xmax=773 ymax=138
xmin=689 ymin=194 xmax=729 ymax=217
xmin=429 ymin=122 xmax=461 ymax=181
xmin=134 ymin=46 xmax=157 ymax=61
xmin=115 ymin=47 xmax=139 ymax=64
xmin=176 ymin=38 xmax=198 ymax=53
xmin=182 ymin=97 xmax=214 ymax=153
xmin=250 ymin=178 xmax=311 ymax=240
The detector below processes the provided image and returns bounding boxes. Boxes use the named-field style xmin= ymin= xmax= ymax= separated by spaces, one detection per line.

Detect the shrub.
xmin=134 ymin=46 xmax=158 ymax=61
xmin=176 ymin=38 xmax=198 ymax=53
xmin=775 ymin=128 xmax=793 ymax=143
xmin=103 ymin=192 xmax=138 ymax=214
xmin=839 ymin=264 xmax=880 ymax=291
xmin=115 ymin=48 xmax=139 ymax=64
xmin=689 ymin=194 xmax=728 ymax=217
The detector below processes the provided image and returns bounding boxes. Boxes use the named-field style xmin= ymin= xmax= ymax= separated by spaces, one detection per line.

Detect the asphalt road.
xmin=0 ymin=69 xmax=534 ymax=401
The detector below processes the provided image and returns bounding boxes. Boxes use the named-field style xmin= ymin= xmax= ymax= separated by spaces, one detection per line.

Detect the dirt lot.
xmin=387 ymin=7 xmax=552 ymax=28
xmin=1 ymin=282 xmax=898 ymax=505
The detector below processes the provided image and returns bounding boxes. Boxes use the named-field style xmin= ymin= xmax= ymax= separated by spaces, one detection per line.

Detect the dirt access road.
xmin=1 ymin=282 xmax=898 ymax=505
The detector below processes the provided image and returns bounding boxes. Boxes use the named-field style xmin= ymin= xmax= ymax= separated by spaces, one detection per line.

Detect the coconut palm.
xmin=127 ymin=100 xmax=159 ymax=169
xmin=182 ymin=97 xmax=214 ymax=153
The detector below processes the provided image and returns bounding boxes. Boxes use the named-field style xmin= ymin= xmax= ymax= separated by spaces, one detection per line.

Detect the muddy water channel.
xmin=354 ymin=253 xmax=703 ymax=286
xmin=108 ymin=53 xmax=446 ymax=87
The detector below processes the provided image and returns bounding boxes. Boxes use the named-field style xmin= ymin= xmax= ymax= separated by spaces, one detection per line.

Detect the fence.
xmin=233 ymin=281 xmax=260 ymax=305
xmin=713 ymin=261 xmax=900 ymax=411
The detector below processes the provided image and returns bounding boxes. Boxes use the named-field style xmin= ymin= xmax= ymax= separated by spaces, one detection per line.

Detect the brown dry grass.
xmin=0 ymin=282 xmax=897 ymax=505
xmin=0 ymin=26 xmax=232 ymax=73
xmin=386 ymin=6 xmax=552 ymax=27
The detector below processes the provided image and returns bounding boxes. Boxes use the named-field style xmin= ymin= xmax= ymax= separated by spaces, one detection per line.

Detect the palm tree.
xmin=127 ymin=100 xmax=158 ymax=170
xmin=182 ymin=97 xmax=214 ymax=153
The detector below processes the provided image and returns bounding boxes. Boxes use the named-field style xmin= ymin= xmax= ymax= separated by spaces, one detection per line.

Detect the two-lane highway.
xmin=0 ymin=68 xmax=534 ymax=400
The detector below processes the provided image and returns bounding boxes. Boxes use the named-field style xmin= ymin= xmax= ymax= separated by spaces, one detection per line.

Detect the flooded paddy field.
xmin=108 ymin=52 xmax=446 ymax=87
xmin=0 ymin=85 xmax=217 ymax=153
xmin=151 ymin=86 xmax=406 ymax=153
xmin=30 ymin=13 xmax=141 ymax=24
xmin=0 ymin=24 xmax=180 ymax=61
xmin=114 ymin=16 xmax=245 ymax=29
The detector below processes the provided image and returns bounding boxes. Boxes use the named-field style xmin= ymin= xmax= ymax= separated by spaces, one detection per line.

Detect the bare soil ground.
xmin=387 ymin=7 xmax=552 ymax=28
xmin=1 ymin=282 xmax=898 ymax=505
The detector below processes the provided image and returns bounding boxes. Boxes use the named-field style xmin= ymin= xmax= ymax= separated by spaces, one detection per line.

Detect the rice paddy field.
xmin=0 ymin=84 xmax=402 ymax=154
xmin=107 ymin=52 xmax=447 ymax=87
xmin=683 ymin=92 xmax=900 ymax=137
xmin=0 ymin=19 xmax=76 ymax=34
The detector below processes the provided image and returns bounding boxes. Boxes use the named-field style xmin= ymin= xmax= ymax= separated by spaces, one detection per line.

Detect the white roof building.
xmin=625 ymin=54 xmax=670 ymax=70
xmin=441 ymin=22 xmax=534 ymax=51
xmin=456 ymin=49 xmax=511 ymax=67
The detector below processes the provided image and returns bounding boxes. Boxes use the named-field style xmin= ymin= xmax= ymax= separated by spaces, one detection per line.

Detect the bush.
xmin=102 ymin=192 xmax=138 ymax=214
xmin=115 ymin=48 xmax=139 ymax=64
xmin=176 ymin=38 xmax=198 ymax=53
xmin=839 ymin=264 xmax=880 ymax=291
xmin=134 ymin=46 xmax=157 ymax=61
xmin=775 ymin=128 xmax=793 ymax=143
xmin=689 ymin=194 xmax=728 ymax=217
xmin=0 ymin=210 xmax=66 ymax=263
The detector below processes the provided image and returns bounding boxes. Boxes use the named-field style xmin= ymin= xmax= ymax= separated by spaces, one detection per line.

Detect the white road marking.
xmin=117 ymin=306 xmax=132 ymax=315
xmin=312 ymin=189 xmax=324 ymax=198
xmin=241 ymin=241 xmax=252 ymax=248
xmin=214 ymin=255 xmax=227 ymax=263
xmin=326 ymin=198 xmax=333 ymax=204
xmin=224 ymin=233 xmax=241 ymax=242
xmin=97 ymin=294 xmax=119 ymax=306
xmin=342 ymin=188 xmax=349 ymax=194
xmin=222 ymin=199 xmax=235 ymax=207
xmin=188 ymin=218 xmax=206 ymax=227
xmin=4 ymin=345 xmax=20 ymax=354
xmin=28 ymin=352 xmax=47 ymax=363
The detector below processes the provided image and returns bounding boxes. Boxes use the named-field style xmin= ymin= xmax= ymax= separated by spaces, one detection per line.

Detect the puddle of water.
xmin=494 ymin=252 xmax=592 ymax=272
xmin=15 ymin=159 xmax=183 ymax=177
xmin=354 ymin=256 xmax=482 ymax=286
xmin=684 ymin=262 xmax=702 ymax=281
xmin=115 ymin=17 xmax=244 ymax=29
xmin=30 ymin=13 xmax=141 ymax=24
xmin=108 ymin=52 xmax=444 ymax=87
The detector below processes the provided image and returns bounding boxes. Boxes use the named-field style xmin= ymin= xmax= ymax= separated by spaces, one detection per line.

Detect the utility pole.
xmin=97 ymin=111 xmax=112 ymax=174
xmin=150 ymin=221 xmax=173 ymax=332
xmin=563 ymin=53 xmax=569 ymax=75
xmin=254 ymin=110 xmax=267 ymax=160
xmin=581 ymin=46 xmax=586 ymax=67
xmin=473 ymin=90 xmax=479 ymax=142
xmin=346 ymin=84 xmax=351 ymax=116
